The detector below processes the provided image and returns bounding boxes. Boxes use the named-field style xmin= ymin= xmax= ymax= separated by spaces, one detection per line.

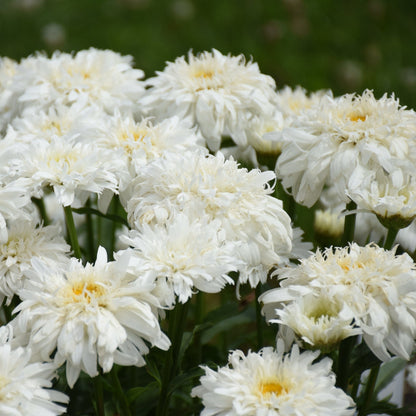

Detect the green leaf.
xmin=72 ymin=206 xmax=129 ymax=226
xmin=374 ymin=357 xmax=407 ymax=397
xmin=363 ymin=399 xmax=416 ymax=416
xmin=178 ymin=322 xmax=212 ymax=366
xmin=201 ymin=310 xmax=252 ymax=344
xmin=168 ymin=366 xmax=204 ymax=394
xmin=349 ymin=340 xmax=382 ymax=380
xmin=145 ymin=357 xmax=161 ymax=385
xmin=126 ymin=381 xmax=159 ymax=404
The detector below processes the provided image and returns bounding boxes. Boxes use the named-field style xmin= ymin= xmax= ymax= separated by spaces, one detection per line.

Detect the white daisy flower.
xmin=13 ymin=48 xmax=145 ymax=114
xmin=233 ymin=110 xmax=286 ymax=167
xmin=117 ymin=212 xmax=237 ymax=307
xmin=347 ymin=168 xmax=416 ymax=229
xmin=0 ymin=343 xmax=68 ymax=416
xmin=261 ymin=243 xmax=416 ymax=361
xmin=125 ymin=150 xmax=293 ymax=287
xmin=12 ymin=247 xmax=170 ymax=388
xmin=0 ymin=218 xmax=70 ymax=305
xmin=6 ymin=101 xmax=106 ymax=145
xmin=191 ymin=343 xmax=355 ymax=416
xmin=276 ymin=90 xmax=416 ymax=207
xmin=264 ymin=291 xmax=361 ymax=352
xmin=11 ymin=137 xmax=122 ymax=206
xmin=140 ymin=49 xmax=278 ymax=150
xmin=275 ymin=85 xmax=332 ymax=123
xmin=99 ymin=113 xmax=204 ymax=190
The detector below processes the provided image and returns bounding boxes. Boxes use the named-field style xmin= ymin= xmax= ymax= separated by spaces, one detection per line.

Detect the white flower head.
xmin=0 ymin=343 xmax=68 ymax=416
xmin=126 ymin=150 xmax=293 ymax=286
xmin=348 ymin=169 xmax=416 ymax=229
xmin=117 ymin=212 xmax=237 ymax=307
xmin=191 ymin=344 xmax=355 ymax=416
xmin=100 ymin=113 xmax=204 ymax=189
xmin=14 ymin=48 xmax=145 ymax=114
xmin=266 ymin=291 xmax=361 ymax=352
xmin=12 ymin=137 xmax=122 ymax=206
xmin=6 ymin=101 xmax=106 ymax=145
xmin=262 ymin=243 xmax=416 ymax=361
xmin=276 ymin=85 xmax=332 ymax=124
xmin=12 ymin=247 xmax=170 ymax=388
xmin=240 ymin=110 xmax=286 ymax=157
xmin=141 ymin=49 xmax=278 ymax=150
xmin=0 ymin=218 xmax=70 ymax=305
xmin=276 ymin=90 xmax=416 ymax=207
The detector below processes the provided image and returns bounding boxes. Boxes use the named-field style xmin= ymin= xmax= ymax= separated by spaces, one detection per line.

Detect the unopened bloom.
xmin=191 ymin=343 xmax=355 ymax=416
xmin=314 ymin=209 xmax=345 ymax=242
xmin=141 ymin=49 xmax=278 ymax=150
xmin=12 ymin=247 xmax=170 ymax=387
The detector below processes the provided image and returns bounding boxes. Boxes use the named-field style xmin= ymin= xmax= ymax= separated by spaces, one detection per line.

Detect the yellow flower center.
xmin=348 ymin=113 xmax=367 ymax=122
xmin=71 ymin=281 xmax=105 ymax=303
xmin=337 ymin=258 xmax=364 ymax=272
xmin=60 ymin=277 xmax=107 ymax=307
xmin=194 ymin=70 xmax=214 ymax=79
xmin=119 ymin=126 xmax=151 ymax=143
xmin=259 ymin=380 xmax=287 ymax=397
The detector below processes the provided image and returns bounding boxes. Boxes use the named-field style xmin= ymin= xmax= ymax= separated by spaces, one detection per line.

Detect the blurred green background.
xmin=1 ymin=0 xmax=415 ymax=107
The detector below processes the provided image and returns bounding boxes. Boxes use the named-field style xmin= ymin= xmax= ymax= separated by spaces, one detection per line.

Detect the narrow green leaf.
xmin=126 ymin=381 xmax=159 ymax=404
xmin=201 ymin=311 xmax=252 ymax=344
xmin=374 ymin=357 xmax=407 ymax=397
xmin=145 ymin=358 xmax=161 ymax=385
xmin=72 ymin=206 xmax=129 ymax=226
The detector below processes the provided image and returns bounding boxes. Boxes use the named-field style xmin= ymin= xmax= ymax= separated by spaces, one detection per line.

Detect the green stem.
xmin=336 ymin=336 xmax=356 ymax=392
xmin=193 ymin=291 xmax=205 ymax=365
xmin=383 ymin=227 xmax=399 ymax=250
xmin=63 ymin=205 xmax=82 ymax=259
xmin=255 ymin=285 xmax=264 ymax=350
xmin=156 ymin=301 xmax=190 ymax=416
xmin=86 ymin=198 xmax=95 ymax=262
xmin=93 ymin=374 xmax=105 ymax=416
xmin=341 ymin=201 xmax=357 ymax=246
xmin=359 ymin=364 xmax=380 ymax=416
xmin=111 ymin=367 xmax=132 ymax=416
xmin=110 ymin=197 xmax=118 ymax=261
xmin=32 ymin=197 xmax=50 ymax=226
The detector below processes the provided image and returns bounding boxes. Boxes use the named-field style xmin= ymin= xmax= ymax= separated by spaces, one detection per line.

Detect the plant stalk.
xmin=341 ymin=201 xmax=357 ymax=246
xmin=63 ymin=205 xmax=82 ymax=259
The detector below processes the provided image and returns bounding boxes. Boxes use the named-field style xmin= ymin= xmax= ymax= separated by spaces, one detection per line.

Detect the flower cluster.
xmin=0 ymin=46 xmax=415 ymax=415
